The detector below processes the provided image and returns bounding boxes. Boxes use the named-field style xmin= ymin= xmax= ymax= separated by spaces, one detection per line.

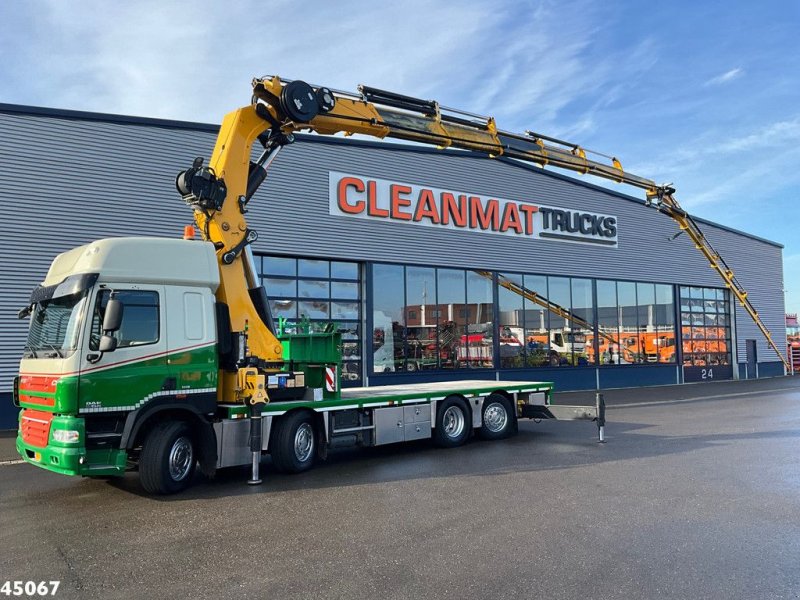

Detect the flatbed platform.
xmin=222 ymin=380 xmax=558 ymax=418
xmin=341 ymin=380 xmax=553 ymax=402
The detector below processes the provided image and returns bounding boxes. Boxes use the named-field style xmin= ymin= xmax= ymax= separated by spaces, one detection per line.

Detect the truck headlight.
xmin=52 ymin=429 xmax=80 ymax=443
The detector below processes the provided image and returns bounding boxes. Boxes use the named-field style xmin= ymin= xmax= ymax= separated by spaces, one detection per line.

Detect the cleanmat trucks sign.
xmin=329 ymin=172 xmax=618 ymax=247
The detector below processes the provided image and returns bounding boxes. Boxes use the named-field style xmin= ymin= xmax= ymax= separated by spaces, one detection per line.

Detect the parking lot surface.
xmin=2 ymin=377 xmax=800 ymax=600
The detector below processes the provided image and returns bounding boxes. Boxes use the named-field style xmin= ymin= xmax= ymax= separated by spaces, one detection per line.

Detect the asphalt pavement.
xmin=2 ymin=376 xmax=800 ymax=599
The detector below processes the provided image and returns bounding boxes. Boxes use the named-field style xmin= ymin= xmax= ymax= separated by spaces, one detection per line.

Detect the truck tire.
xmin=271 ymin=411 xmax=317 ymax=474
xmin=139 ymin=421 xmax=196 ymax=495
xmin=433 ymin=397 xmax=471 ymax=448
xmin=478 ymin=393 xmax=517 ymax=440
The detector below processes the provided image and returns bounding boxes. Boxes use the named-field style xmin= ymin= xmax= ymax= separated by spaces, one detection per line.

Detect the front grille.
xmin=21 ymin=409 xmax=53 ymax=448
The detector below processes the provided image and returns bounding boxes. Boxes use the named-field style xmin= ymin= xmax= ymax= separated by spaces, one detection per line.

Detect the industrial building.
xmin=0 ymin=103 xmax=787 ymax=428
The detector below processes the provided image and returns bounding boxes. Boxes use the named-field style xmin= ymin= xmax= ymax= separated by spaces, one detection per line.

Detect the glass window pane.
xmin=372 ymin=264 xmax=405 ymax=373
xmin=655 ymin=284 xmax=676 ymax=363
xmin=298 ymin=280 xmax=330 ymax=299
xmin=299 ymin=300 xmax=329 ymax=319
xmin=406 ymin=267 xmax=438 ymax=370
xmin=466 ymin=271 xmax=495 ymax=368
xmin=298 ymin=259 xmax=329 ymax=278
xmin=655 ymin=285 xmax=674 ymax=327
xmin=270 ymin=299 xmax=296 ymax=319
xmin=307 ymin=322 xmax=330 ymax=333
xmin=546 ymin=277 xmax=572 ymax=366
xmin=548 ymin=277 xmax=571 ymax=313
xmin=597 ymin=280 xmax=621 ymax=365
xmin=264 ymin=278 xmax=296 ymax=299
xmin=341 ymin=361 xmax=361 ymax=382
xmin=331 ymin=301 xmax=359 ymax=320
xmin=338 ymin=321 xmax=360 ymax=340
xmin=331 ymin=261 xmax=359 ymax=280
xmin=523 ymin=274 xmax=550 ymax=367
xmin=92 ymin=290 xmax=160 ymax=349
xmin=617 ymin=282 xmax=640 ymax=363
xmin=571 ymin=278 xmax=593 ymax=366
xmin=331 ymin=281 xmax=359 ymax=299
xmin=437 ymin=269 xmax=466 ymax=370
xmin=636 ymin=283 xmax=656 ymax=364
xmin=342 ymin=341 xmax=361 ymax=360
xmin=498 ymin=273 xmax=524 ymax=368
xmin=263 ymin=256 xmax=296 ymax=276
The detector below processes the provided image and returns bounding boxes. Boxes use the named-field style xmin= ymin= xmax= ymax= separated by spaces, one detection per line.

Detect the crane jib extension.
xmin=187 ymin=75 xmax=789 ymax=372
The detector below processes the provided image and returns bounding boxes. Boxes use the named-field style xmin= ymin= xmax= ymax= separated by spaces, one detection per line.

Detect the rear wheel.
xmin=139 ymin=421 xmax=196 ymax=495
xmin=271 ymin=411 xmax=317 ymax=474
xmin=478 ymin=393 xmax=517 ymax=440
xmin=433 ymin=397 xmax=471 ymax=448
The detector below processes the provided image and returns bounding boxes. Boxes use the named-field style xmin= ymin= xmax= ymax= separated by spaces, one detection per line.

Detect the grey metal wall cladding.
xmin=0 ymin=108 xmax=786 ymax=392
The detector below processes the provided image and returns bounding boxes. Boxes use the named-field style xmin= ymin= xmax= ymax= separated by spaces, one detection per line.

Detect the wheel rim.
xmin=442 ymin=405 xmax=466 ymax=439
xmin=294 ymin=423 xmax=314 ymax=463
xmin=483 ymin=402 xmax=508 ymax=433
xmin=168 ymin=436 xmax=194 ymax=482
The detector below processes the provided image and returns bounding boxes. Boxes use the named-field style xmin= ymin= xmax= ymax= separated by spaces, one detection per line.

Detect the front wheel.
xmin=139 ymin=421 xmax=196 ymax=495
xmin=271 ymin=411 xmax=317 ymax=474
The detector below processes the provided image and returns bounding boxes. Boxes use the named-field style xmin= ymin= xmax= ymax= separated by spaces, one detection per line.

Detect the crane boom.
xmin=178 ymin=75 xmax=789 ymax=400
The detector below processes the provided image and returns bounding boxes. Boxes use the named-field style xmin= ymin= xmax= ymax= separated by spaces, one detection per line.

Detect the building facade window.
xmin=371 ymin=265 xmax=496 ymax=373
xmin=596 ymin=279 xmax=676 ymax=364
xmin=259 ymin=255 xmax=362 ymax=385
xmin=371 ymin=264 xmax=681 ymax=375
xmin=260 ymin=254 xmax=687 ymax=382
xmin=497 ymin=273 xmax=594 ymax=368
xmin=680 ymin=286 xmax=731 ymax=366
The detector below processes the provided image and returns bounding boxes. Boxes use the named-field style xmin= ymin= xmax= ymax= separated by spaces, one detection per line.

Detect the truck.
xmin=14 ymin=77 xmax=610 ymax=494
xmin=14 ymin=76 xmax=785 ymax=494
xmin=15 ymin=240 xmax=566 ymax=493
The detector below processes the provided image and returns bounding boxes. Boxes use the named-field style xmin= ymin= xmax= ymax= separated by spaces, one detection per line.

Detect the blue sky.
xmin=1 ymin=0 xmax=798 ymax=315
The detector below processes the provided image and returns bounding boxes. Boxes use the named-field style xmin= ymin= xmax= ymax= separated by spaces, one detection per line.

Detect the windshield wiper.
xmin=23 ymin=343 xmax=38 ymax=359
xmin=43 ymin=343 xmax=64 ymax=358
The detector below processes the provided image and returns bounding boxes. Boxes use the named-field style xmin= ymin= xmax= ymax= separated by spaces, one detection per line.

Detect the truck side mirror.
xmin=98 ymin=335 xmax=118 ymax=353
xmin=103 ymin=298 xmax=124 ymax=332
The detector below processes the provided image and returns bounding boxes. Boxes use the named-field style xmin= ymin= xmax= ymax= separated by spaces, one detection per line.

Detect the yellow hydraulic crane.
xmin=177 ymin=75 xmax=789 ymax=398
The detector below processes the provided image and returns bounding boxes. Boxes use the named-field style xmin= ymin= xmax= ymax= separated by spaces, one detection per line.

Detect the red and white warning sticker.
xmin=325 ymin=366 xmax=337 ymax=392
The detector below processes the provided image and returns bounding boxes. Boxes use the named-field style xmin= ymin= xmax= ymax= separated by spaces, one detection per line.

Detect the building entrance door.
xmin=745 ymin=339 xmax=757 ymax=379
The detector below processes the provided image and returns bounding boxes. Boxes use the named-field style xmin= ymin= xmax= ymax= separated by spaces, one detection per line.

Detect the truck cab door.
xmin=77 ymin=286 xmax=169 ymax=415
xmin=163 ymin=286 xmax=218 ymax=394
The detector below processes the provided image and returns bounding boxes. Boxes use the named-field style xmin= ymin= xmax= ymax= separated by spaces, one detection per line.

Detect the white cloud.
xmin=1 ymin=0 xmax=659 ymax=133
xmin=704 ymin=68 xmax=744 ymax=86
xmin=625 ymin=116 xmax=800 ymax=207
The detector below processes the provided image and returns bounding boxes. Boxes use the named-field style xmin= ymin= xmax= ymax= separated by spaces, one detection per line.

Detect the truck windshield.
xmin=567 ymin=333 xmax=586 ymax=343
xmin=25 ymin=291 xmax=89 ymax=358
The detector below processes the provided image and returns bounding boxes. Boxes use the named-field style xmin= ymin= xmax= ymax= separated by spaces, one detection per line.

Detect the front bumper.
xmin=16 ymin=435 xmax=127 ymax=477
